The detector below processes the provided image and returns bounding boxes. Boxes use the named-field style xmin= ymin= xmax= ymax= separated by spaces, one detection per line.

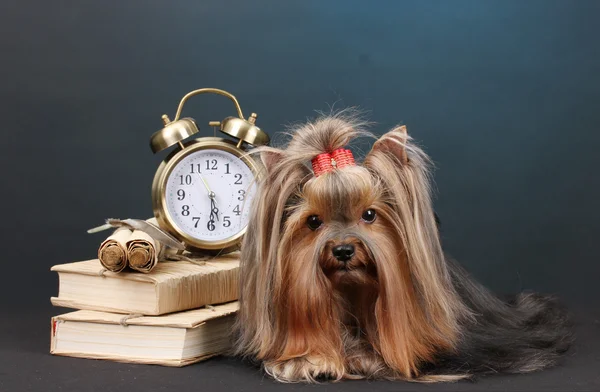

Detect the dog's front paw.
xmin=264 ymin=356 xmax=344 ymax=383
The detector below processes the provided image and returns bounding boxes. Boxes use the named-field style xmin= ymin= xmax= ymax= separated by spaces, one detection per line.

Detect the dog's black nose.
xmin=332 ymin=244 xmax=355 ymax=262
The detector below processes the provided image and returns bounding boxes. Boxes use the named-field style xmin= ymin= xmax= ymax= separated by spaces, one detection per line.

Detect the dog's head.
xmin=235 ymin=112 xmax=467 ymax=379
xmin=284 ymin=163 xmax=387 ymax=290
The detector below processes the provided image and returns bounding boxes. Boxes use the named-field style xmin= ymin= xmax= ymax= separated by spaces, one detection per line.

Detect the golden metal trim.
xmin=151 ymin=137 xmax=262 ymax=253
xmin=149 ymin=117 xmax=199 ymax=154
xmin=173 ymin=88 xmax=244 ymax=121
xmin=220 ymin=116 xmax=270 ymax=147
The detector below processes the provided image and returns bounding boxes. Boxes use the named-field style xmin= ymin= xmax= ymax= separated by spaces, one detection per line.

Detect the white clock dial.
xmin=164 ymin=149 xmax=256 ymax=242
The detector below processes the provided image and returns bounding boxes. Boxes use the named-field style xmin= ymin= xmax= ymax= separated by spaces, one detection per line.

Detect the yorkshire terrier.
xmin=234 ymin=112 xmax=572 ymax=382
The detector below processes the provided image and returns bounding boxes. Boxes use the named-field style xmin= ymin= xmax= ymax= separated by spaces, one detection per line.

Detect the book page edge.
xmin=51 ymin=297 xmax=158 ymax=316
xmin=49 ymin=351 xmax=218 ymax=367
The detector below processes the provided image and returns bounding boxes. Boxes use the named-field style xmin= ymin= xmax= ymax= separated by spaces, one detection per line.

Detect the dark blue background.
xmin=2 ymin=0 xmax=599 ymax=308
xmin=2 ymin=2 xmax=600 ymax=391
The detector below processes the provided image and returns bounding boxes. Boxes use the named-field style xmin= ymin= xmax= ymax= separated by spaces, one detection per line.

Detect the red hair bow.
xmin=311 ymin=148 xmax=356 ymax=177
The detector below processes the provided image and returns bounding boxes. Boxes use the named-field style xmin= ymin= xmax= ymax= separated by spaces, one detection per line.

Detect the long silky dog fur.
xmin=233 ymin=110 xmax=573 ymax=382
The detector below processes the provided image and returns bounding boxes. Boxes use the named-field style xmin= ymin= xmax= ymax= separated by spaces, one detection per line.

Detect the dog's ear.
xmin=365 ymin=125 xmax=408 ymax=164
xmin=259 ymin=149 xmax=284 ymax=174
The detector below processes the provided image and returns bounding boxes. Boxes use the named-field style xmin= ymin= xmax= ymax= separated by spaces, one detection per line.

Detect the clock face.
xmin=163 ymin=148 xmax=256 ymax=242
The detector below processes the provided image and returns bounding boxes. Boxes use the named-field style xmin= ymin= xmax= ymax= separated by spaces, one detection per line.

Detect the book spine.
xmin=156 ymin=266 xmax=239 ymax=314
xmin=50 ymin=317 xmax=56 ymax=353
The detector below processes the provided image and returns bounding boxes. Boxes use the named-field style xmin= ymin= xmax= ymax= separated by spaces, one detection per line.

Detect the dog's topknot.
xmin=285 ymin=109 xmax=371 ymax=158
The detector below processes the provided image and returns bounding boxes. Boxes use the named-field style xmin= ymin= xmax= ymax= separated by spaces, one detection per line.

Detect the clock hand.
xmin=198 ymin=174 xmax=213 ymax=198
xmin=210 ymin=197 xmax=219 ymax=222
xmin=206 ymin=197 xmax=220 ymax=232
xmin=197 ymin=173 xmax=219 ymax=220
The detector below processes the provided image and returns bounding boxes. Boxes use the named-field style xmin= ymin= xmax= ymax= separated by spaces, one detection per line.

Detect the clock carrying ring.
xmin=149 ymin=88 xmax=270 ymax=154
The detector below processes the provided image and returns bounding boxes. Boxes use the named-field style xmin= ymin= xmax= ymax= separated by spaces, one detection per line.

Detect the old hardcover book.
xmin=51 ymin=253 xmax=239 ymax=315
xmin=50 ymin=301 xmax=238 ymax=366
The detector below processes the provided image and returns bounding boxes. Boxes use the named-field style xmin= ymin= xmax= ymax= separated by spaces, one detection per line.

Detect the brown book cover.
xmin=50 ymin=302 xmax=239 ymax=366
xmin=51 ymin=253 xmax=239 ymax=315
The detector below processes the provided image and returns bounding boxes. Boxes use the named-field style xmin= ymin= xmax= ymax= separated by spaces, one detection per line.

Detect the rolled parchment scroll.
xmin=126 ymin=229 xmax=162 ymax=273
xmin=91 ymin=218 xmax=184 ymax=274
xmin=98 ymin=227 xmax=132 ymax=272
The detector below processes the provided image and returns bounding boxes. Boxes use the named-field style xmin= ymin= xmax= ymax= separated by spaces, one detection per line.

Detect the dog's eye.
xmin=361 ymin=209 xmax=377 ymax=223
xmin=306 ymin=215 xmax=323 ymax=230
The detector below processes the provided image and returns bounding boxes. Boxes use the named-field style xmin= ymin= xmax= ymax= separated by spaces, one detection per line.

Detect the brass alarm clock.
xmin=150 ymin=88 xmax=270 ymax=254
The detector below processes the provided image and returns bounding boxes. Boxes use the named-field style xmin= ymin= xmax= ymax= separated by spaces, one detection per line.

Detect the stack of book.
xmin=49 ymin=253 xmax=240 ymax=366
